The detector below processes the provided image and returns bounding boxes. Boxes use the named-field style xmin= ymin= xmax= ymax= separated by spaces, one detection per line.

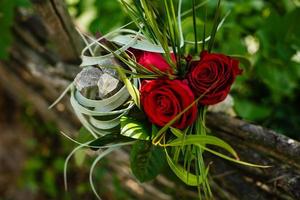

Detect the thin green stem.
xmin=202 ymin=5 xmax=207 ymax=51
xmin=208 ymin=0 xmax=222 ymax=52
xmin=192 ymin=0 xmax=198 ymax=53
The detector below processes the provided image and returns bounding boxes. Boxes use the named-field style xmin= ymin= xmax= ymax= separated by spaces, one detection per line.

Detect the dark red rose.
xmin=187 ymin=51 xmax=242 ymax=105
xmin=137 ymin=52 xmax=175 ymax=74
xmin=140 ymin=79 xmax=197 ymax=129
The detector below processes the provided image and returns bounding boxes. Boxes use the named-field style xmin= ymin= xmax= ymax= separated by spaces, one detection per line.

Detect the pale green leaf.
xmin=170 ymin=127 xmax=183 ymax=138
xmin=166 ymin=134 xmax=238 ymax=159
xmin=74 ymin=149 xmax=86 ymax=167
xmin=164 ymin=147 xmax=206 ymax=186
xmin=231 ymin=55 xmax=252 ymax=69
xmin=120 ymin=116 xmax=151 ymax=140
xmin=197 ymin=144 xmax=270 ymax=168
xmin=116 ymin=68 xmax=140 ymax=108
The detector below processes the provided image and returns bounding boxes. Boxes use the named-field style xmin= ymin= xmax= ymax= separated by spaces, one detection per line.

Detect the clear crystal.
xmin=97 ymin=73 xmax=120 ymax=99
xmin=98 ymin=58 xmax=120 ymax=78
xmin=74 ymin=67 xmax=102 ymax=99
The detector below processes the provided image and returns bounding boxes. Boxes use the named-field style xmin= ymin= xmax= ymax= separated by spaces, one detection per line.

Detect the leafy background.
xmin=0 ymin=0 xmax=299 ymax=199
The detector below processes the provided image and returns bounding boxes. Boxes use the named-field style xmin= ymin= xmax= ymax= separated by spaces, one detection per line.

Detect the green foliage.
xmin=235 ymin=99 xmax=272 ymax=121
xmin=255 ymin=8 xmax=300 ymax=102
xmin=164 ymin=148 xmax=208 ymax=186
xmin=165 ymin=127 xmax=267 ymax=191
xmin=67 ymin=0 xmax=130 ymax=34
xmin=205 ymin=0 xmax=300 ymax=138
xmin=0 ymin=0 xmax=30 ymax=60
xmin=117 ymin=67 xmax=141 ymax=108
xmin=130 ymin=140 xmax=166 ymax=182
xmin=166 ymin=134 xmax=238 ymax=159
xmin=120 ymin=115 xmax=152 ymax=140
xmin=20 ymin=107 xmax=71 ymax=199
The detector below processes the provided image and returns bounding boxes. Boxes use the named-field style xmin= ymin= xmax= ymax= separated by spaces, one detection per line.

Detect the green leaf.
xmin=165 ymin=132 xmax=269 ymax=168
xmin=120 ymin=115 xmax=151 ymax=140
xmin=164 ymin=147 xmax=207 ymax=186
xmin=74 ymin=149 xmax=86 ymax=167
xmin=116 ymin=67 xmax=140 ymax=108
xmin=151 ymin=124 xmax=159 ymax=139
xmin=77 ymin=126 xmax=95 ymax=142
xmin=166 ymin=134 xmax=238 ymax=159
xmin=130 ymin=140 xmax=166 ymax=182
xmin=170 ymin=127 xmax=183 ymax=138
xmin=230 ymin=55 xmax=252 ymax=69
xmin=207 ymin=0 xmax=221 ymax=52
xmin=192 ymin=0 xmax=198 ymax=53
xmin=0 ymin=0 xmax=30 ymax=60
xmin=197 ymin=144 xmax=269 ymax=168
xmin=235 ymin=99 xmax=272 ymax=121
xmin=89 ymin=133 xmax=134 ymax=151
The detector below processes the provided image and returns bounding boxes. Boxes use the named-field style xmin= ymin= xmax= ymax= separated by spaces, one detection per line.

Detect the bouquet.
xmin=51 ymin=0 xmax=268 ymax=199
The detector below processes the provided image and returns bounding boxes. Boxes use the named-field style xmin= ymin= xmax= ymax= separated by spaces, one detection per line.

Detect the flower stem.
xmin=192 ymin=0 xmax=198 ymax=54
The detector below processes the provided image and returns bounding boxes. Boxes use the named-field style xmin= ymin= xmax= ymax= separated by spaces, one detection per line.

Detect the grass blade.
xmin=208 ymin=0 xmax=221 ymax=52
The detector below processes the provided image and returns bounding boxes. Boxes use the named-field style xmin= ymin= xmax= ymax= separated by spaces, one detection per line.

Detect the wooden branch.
xmin=206 ymin=113 xmax=300 ymax=170
xmin=206 ymin=113 xmax=300 ymax=199
xmin=30 ymin=0 xmax=84 ymax=62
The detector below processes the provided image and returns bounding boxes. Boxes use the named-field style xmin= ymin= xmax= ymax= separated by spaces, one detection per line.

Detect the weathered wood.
xmin=30 ymin=0 xmax=84 ymax=62
xmin=0 ymin=62 xmax=76 ymax=134
xmin=207 ymin=116 xmax=300 ymax=199
xmin=206 ymin=113 xmax=300 ymax=169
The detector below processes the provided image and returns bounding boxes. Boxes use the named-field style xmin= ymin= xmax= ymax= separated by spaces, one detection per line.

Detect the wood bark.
xmin=1 ymin=1 xmax=300 ymax=199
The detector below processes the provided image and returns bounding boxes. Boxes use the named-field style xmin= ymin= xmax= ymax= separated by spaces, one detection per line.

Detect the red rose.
xmin=187 ymin=51 xmax=242 ymax=105
xmin=137 ymin=52 xmax=175 ymax=74
xmin=140 ymin=79 xmax=197 ymax=129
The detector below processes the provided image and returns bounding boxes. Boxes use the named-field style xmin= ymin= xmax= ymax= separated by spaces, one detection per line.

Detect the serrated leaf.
xmin=120 ymin=115 xmax=151 ymax=140
xmin=130 ymin=140 xmax=166 ymax=182
xmin=89 ymin=133 xmax=134 ymax=151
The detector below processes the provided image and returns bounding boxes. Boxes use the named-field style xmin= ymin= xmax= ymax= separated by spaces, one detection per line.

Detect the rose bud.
xmin=140 ymin=79 xmax=197 ymax=129
xmin=187 ymin=51 xmax=242 ymax=105
xmin=137 ymin=52 xmax=176 ymax=74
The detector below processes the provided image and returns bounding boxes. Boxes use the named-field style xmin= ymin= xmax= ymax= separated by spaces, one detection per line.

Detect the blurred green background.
xmin=0 ymin=0 xmax=300 ymax=199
